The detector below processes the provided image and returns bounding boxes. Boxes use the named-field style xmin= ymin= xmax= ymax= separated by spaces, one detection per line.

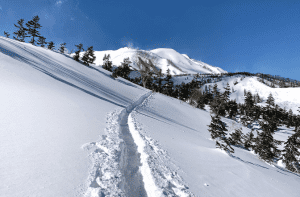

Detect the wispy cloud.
xmin=0 ymin=6 xmax=2 ymax=10
xmin=55 ymin=1 xmax=62 ymax=6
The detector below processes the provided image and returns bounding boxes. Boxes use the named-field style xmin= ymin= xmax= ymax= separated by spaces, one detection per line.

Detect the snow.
xmin=133 ymin=93 xmax=300 ymax=197
xmin=1 ymin=36 xmax=300 ymax=197
xmin=88 ymin=47 xmax=226 ymax=75
xmin=202 ymin=75 xmax=300 ymax=114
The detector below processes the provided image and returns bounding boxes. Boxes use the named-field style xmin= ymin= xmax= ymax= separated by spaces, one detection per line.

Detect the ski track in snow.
xmin=82 ymin=92 xmax=194 ymax=197
xmin=132 ymin=93 xmax=195 ymax=197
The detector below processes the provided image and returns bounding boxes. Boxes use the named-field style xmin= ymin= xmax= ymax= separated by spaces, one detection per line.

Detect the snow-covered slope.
xmin=1 ymin=36 xmax=300 ymax=197
xmin=0 ymin=37 xmax=148 ymax=196
xmin=91 ymin=47 xmax=227 ymax=75
xmin=202 ymin=75 xmax=300 ymax=115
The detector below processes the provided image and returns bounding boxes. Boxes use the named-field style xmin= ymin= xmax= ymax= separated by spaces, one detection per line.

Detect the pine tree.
xmin=73 ymin=43 xmax=84 ymax=62
xmin=102 ymin=54 xmax=113 ymax=71
xmin=26 ymin=15 xmax=42 ymax=45
xmin=4 ymin=31 xmax=10 ymax=38
xmin=82 ymin=46 xmax=96 ymax=66
xmin=47 ymin=41 xmax=55 ymax=50
xmin=243 ymin=129 xmax=255 ymax=150
xmin=287 ymin=109 xmax=294 ymax=128
xmin=208 ymin=114 xmax=234 ymax=153
xmin=266 ymin=93 xmax=275 ymax=107
xmin=13 ymin=19 xmax=28 ymax=42
xmin=37 ymin=36 xmax=47 ymax=47
xmin=223 ymin=82 xmax=231 ymax=103
xmin=112 ymin=57 xmax=132 ymax=79
xmin=230 ymin=128 xmax=244 ymax=146
xmin=59 ymin=42 xmax=66 ymax=54
xmin=281 ymin=129 xmax=300 ymax=173
xmin=254 ymin=121 xmax=282 ymax=163
xmin=120 ymin=57 xmax=132 ymax=79
xmin=227 ymin=100 xmax=238 ymax=119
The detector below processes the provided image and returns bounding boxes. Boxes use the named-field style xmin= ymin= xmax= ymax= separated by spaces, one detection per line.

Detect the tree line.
xmin=3 ymin=15 xmax=96 ymax=66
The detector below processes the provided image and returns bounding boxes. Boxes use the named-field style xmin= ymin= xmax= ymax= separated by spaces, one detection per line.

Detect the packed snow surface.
xmin=1 ymin=36 xmax=300 ymax=197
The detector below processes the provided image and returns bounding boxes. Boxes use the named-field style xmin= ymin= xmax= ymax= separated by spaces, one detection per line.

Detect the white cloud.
xmin=55 ymin=1 xmax=62 ymax=6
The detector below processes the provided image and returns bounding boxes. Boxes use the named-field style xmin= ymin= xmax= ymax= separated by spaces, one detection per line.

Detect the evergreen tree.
xmin=58 ymin=42 xmax=66 ymax=53
xmin=254 ymin=93 xmax=261 ymax=104
xmin=266 ymin=93 xmax=275 ymax=107
xmin=73 ymin=43 xmax=84 ymax=62
xmin=82 ymin=46 xmax=96 ymax=66
xmin=4 ymin=31 xmax=10 ymax=38
xmin=223 ymin=82 xmax=231 ymax=103
xmin=227 ymin=100 xmax=238 ymax=119
xmin=243 ymin=129 xmax=255 ymax=150
xmin=281 ymin=129 xmax=300 ymax=173
xmin=120 ymin=57 xmax=132 ymax=79
xmin=37 ymin=36 xmax=47 ymax=47
xmin=47 ymin=41 xmax=55 ymax=50
xmin=254 ymin=121 xmax=282 ymax=163
xmin=13 ymin=19 xmax=28 ymax=42
xmin=26 ymin=15 xmax=42 ymax=45
xmin=112 ymin=57 xmax=132 ymax=79
xmin=208 ymin=114 xmax=234 ymax=153
xmin=102 ymin=54 xmax=113 ymax=71
xmin=230 ymin=128 xmax=244 ymax=146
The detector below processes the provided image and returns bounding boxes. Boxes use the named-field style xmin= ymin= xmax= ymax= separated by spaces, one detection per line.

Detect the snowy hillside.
xmin=202 ymin=75 xmax=300 ymax=115
xmin=1 ymin=36 xmax=300 ymax=197
xmin=90 ymin=47 xmax=227 ymax=75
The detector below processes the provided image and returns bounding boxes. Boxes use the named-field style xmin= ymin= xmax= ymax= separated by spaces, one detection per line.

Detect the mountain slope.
xmin=202 ymin=75 xmax=300 ymax=115
xmin=1 ymin=36 xmax=300 ymax=197
xmin=91 ymin=47 xmax=227 ymax=75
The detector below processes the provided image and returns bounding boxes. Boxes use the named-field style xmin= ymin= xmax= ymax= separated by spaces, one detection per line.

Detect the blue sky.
xmin=1 ymin=0 xmax=300 ymax=80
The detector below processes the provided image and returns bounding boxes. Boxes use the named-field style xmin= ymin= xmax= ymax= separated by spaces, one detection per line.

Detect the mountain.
xmin=1 ymin=36 xmax=300 ymax=197
xmin=91 ymin=47 xmax=227 ymax=75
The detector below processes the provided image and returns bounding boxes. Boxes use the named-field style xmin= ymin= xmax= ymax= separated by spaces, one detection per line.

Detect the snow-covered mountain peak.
xmin=92 ymin=47 xmax=227 ymax=75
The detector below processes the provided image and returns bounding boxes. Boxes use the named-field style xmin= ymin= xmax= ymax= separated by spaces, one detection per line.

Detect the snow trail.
xmin=83 ymin=91 xmax=152 ymax=196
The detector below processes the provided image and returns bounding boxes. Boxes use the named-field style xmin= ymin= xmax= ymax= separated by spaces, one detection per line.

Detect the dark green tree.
xmin=112 ymin=57 xmax=132 ymax=79
xmin=13 ymin=19 xmax=28 ymax=42
xmin=243 ymin=129 xmax=255 ymax=150
xmin=208 ymin=114 xmax=234 ymax=153
xmin=230 ymin=128 xmax=244 ymax=146
xmin=73 ymin=43 xmax=84 ymax=62
xmin=254 ymin=121 xmax=282 ymax=163
xmin=47 ymin=41 xmax=55 ymax=50
xmin=266 ymin=93 xmax=275 ymax=107
xmin=223 ymin=82 xmax=231 ymax=103
xmin=82 ymin=46 xmax=96 ymax=66
xmin=58 ymin=42 xmax=66 ymax=53
xmin=26 ymin=15 xmax=42 ymax=45
xmin=102 ymin=54 xmax=113 ymax=71
xmin=4 ymin=31 xmax=10 ymax=38
xmin=281 ymin=129 xmax=300 ymax=173
xmin=120 ymin=57 xmax=132 ymax=79
xmin=37 ymin=36 xmax=47 ymax=47
xmin=227 ymin=100 xmax=238 ymax=119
